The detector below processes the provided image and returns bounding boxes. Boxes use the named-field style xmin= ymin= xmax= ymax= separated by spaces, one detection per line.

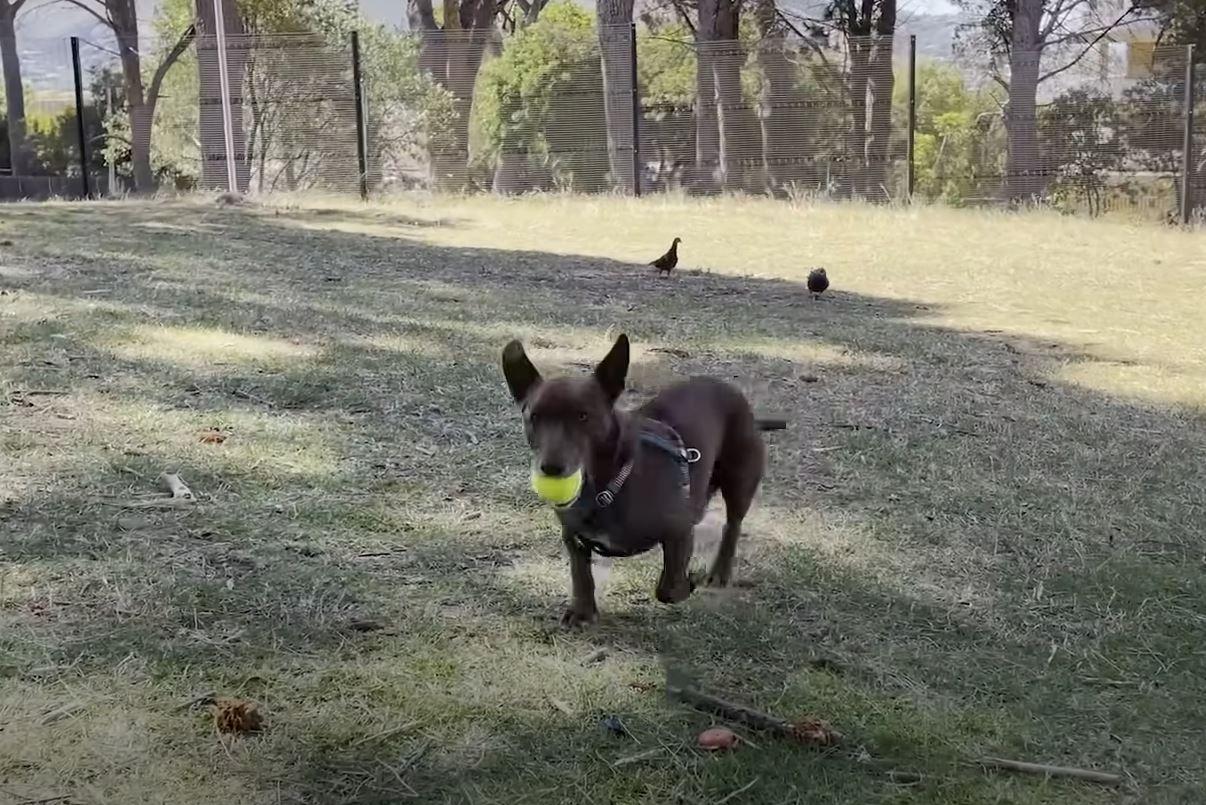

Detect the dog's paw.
xmin=704 ymin=568 xmax=732 ymax=588
xmin=560 ymin=606 xmax=598 ymax=629
xmin=655 ymin=578 xmax=694 ymax=605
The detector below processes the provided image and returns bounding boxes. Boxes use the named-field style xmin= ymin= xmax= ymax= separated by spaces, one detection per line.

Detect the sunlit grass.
xmin=104 ymin=323 xmax=317 ymax=370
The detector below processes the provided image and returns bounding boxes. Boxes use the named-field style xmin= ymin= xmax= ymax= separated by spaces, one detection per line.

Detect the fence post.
xmin=1181 ymin=44 xmax=1196 ymax=225
xmin=351 ymin=31 xmax=369 ymax=201
xmin=70 ymin=37 xmax=92 ymax=199
xmin=629 ymin=23 xmax=641 ymax=197
xmin=211 ymin=0 xmax=237 ymax=193
xmin=907 ymin=34 xmax=917 ymax=201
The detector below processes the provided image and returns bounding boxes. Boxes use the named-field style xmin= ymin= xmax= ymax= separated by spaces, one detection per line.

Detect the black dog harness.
xmin=558 ymin=420 xmax=700 ymax=557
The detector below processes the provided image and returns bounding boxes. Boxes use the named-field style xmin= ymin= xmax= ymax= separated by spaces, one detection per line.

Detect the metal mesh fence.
xmin=0 ymin=35 xmax=91 ymax=200
xmin=2 ymin=23 xmax=1203 ymax=219
xmin=197 ymin=33 xmax=359 ymax=194
xmin=952 ymin=43 xmax=1200 ymax=217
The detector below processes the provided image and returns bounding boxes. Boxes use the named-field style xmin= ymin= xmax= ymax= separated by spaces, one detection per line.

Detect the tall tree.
xmin=955 ymin=0 xmax=1155 ymax=201
xmin=1147 ymin=0 xmax=1206 ymax=45
xmin=408 ymin=0 xmax=500 ymax=188
xmin=58 ymin=0 xmax=196 ymax=192
xmin=696 ymin=0 xmax=758 ymax=190
xmin=597 ymin=0 xmax=636 ymax=191
xmin=0 ymin=0 xmax=28 ymax=176
xmin=863 ymin=0 xmax=895 ymax=199
xmin=752 ymin=0 xmax=801 ymax=192
xmin=825 ymin=0 xmax=896 ymax=198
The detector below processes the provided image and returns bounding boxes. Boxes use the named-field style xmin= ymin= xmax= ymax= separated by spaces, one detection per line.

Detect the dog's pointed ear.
xmin=594 ymin=333 xmax=629 ymax=402
xmin=502 ymin=340 xmax=541 ymax=403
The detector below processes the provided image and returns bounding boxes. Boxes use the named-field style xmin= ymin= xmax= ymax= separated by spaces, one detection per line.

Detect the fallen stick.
xmin=175 ymin=691 xmax=217 ymax=711
xmin=665 ymin=666 xmax=842 ymax=746
xmin=160 ymin=473 xmax=195 ymax=501
xmin=977 ymin=756 xmax=1123 ymax=786
xmin=667 ymin=675 xmax=795 ymax=737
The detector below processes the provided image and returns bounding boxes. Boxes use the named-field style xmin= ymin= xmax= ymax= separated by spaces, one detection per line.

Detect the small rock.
xmin=600 ymin=715 xmax=628 ymax=737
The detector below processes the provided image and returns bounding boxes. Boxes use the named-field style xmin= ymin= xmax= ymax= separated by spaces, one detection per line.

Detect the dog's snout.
xmin=539 ymin=461 xmax=568 ymax=477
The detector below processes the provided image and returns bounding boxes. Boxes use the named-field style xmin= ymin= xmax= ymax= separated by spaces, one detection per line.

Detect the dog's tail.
xmin=755 ymin=417 xmax=787 ymax=432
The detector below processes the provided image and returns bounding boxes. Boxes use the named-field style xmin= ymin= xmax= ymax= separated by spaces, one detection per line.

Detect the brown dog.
xmin=502 ymin=334 xmax=783 ymax=627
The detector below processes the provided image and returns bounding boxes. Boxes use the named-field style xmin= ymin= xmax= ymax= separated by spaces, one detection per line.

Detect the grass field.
xmin=1 ymin=194 xmax=1204 ymax=805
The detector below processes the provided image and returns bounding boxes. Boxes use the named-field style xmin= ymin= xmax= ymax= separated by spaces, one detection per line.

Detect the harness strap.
xmin=584 ymin=422 xmax=698 ymax=513
xmin=594 ymin=458 xmax=633 ymax=507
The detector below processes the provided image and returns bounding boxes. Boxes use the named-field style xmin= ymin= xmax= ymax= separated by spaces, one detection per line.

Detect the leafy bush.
xmin=474 ymin=3 xmax=608 ymax=191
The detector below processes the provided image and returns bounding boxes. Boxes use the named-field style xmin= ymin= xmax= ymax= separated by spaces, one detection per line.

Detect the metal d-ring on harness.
xmin=565 ymin=421 xmax=700 ymax=557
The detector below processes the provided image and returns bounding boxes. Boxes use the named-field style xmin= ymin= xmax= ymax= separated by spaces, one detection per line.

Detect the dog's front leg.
xmin=560 ymin=528 xmax=598 ymax=628
xmin=655 ymin=530 xmax=695 ymax=604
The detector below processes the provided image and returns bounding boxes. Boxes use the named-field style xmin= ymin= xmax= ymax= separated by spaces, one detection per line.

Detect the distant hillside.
xmin=897 ymin=13 xmax=964 ymax=61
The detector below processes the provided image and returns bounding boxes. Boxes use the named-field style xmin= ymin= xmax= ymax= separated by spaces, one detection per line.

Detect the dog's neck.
xmin=587 ymin=409 xmax=637 ymax=489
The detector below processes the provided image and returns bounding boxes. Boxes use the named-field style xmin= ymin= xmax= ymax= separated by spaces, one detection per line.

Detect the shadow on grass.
xmin=1 ymin=200 xmax=1203 ymax=803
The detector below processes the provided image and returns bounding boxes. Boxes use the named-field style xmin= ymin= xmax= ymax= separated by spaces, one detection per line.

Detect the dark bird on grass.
xmin=651 ymin=237 xmax=681 ymax=276
xmin=806 ymin=268 xmax=829 ymax=300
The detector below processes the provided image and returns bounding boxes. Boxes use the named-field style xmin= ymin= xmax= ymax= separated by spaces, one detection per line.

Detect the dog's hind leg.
xmin=707 ymin=456 xmax=763 ymax=587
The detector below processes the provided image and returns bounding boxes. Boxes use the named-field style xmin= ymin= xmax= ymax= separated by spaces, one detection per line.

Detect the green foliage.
xmin=1147 ymin=0 xmax=1206 ymax=48
xmin=22 ymin=106 xmax=106 ymax=177
xmin=637 ymin=25 xmax=695 ymax=109
xmin=894 ymin=61 xmax=1003 ymax=203
xmin=474 ymin=2 xmax=607 ymax=189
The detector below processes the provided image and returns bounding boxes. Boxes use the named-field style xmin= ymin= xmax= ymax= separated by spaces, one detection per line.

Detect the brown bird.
xmin=806 ymin=268 xmax=829 ymax=300
xmin=650 ymin=237 xmax=681 ymax=276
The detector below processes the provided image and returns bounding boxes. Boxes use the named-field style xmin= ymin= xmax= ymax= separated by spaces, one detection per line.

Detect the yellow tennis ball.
xmin=531 ymin=468 xmax=583 ymax=506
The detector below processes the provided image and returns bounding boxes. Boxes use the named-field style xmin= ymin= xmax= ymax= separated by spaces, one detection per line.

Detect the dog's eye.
xmin=577 ymin=411 xmax=589 ymax=423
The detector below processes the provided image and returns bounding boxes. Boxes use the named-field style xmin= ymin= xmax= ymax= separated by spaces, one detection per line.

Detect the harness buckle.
xmin=596 ymin=489 xmax=615 ymax=506
xmin=685 ymin=448 xmax=702 ymax=463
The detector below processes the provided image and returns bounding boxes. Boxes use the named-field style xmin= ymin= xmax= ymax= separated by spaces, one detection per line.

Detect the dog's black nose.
xmin=540 ymin=461 xmax=567 ymax=477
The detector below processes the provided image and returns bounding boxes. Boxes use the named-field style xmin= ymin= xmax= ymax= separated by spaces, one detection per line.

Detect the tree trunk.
xmin=712 ymin=42 xmax=749 ymax=191
xmin=107 ymin=0 xmax=155 ymax=192
xmin=844 ymin=38 xmax=870 ymax=198
xmin=596 ymin=0 xmax=635 ymax=192
xmin=196 ymin=0 xmax=249 ymax=192
xmin=753 ymin=0 xmax=803 ymax=194
xmin=0 ymin=3 xmax=29 ymax=176
xmin=698 ymin=0 xmax=751 ymax=191
xmin=411 ymin=0 xmax=496 ymax=190
xmin=421 ymin=30 xmax=490 ymax=189
xmin=863 ymin=0 xmax=896 ymax=201
xmin=692 ymin=47 xmax=719 ymax=191
xmin=1005 ymin=0 xmax=1043 ymax=202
